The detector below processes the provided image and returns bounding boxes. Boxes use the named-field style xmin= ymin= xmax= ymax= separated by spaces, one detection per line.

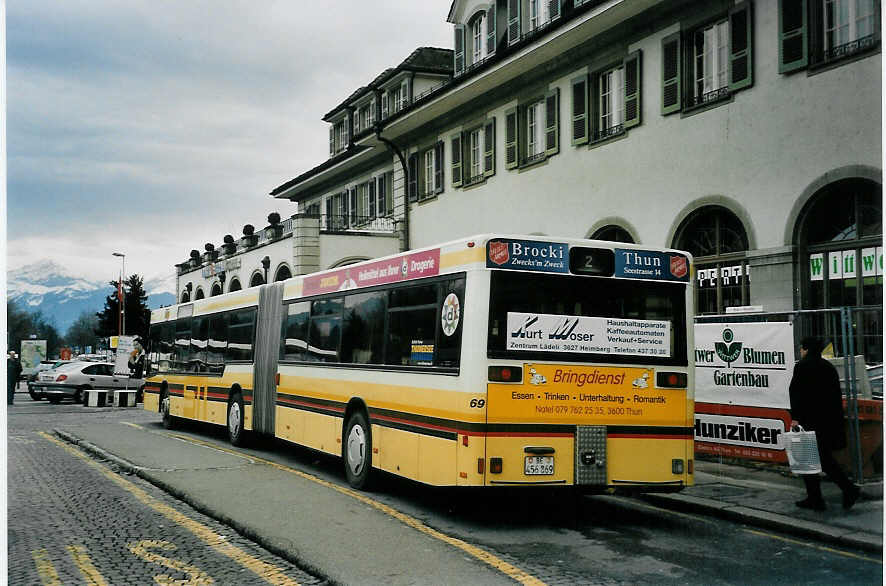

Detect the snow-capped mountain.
xmin=7 ymin=260 xmax=176 ymax=333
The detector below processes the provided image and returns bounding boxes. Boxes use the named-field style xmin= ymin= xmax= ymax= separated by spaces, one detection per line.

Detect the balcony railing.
xmin=823 ymin=33 xmax=877 ymax=62
xmin=322 ymin=214 xmax=396 ymax=233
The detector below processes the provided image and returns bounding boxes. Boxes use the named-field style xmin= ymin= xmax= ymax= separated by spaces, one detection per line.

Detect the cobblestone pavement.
xmin=8 ymin=400 xmax=325 ymax=585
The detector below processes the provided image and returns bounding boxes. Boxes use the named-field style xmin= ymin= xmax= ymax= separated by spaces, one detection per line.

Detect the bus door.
xmin=252 ymin=283 xmax=284 ymax=435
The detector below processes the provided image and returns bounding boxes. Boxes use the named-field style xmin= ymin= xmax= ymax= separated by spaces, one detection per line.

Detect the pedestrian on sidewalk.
xmin=788 ymin=337 xmax=861 ymax=511
xmin=7 ymin=351 xmax=22 ymax=405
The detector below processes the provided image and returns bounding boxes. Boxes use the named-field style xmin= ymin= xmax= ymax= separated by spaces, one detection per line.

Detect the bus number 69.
xmin=469 ymin=398 xmax=486 ymax=408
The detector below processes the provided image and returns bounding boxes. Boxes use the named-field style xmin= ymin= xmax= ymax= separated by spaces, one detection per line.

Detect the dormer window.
xmin=329 ymin=117 xmax=349 ymax=156
xmin=389 ymin=78 xmax=411 ymax=113
xmin=354 ymin=100 xmax=375 ymax=134
xmin=471 ymin=13 xmax=486 ymax=64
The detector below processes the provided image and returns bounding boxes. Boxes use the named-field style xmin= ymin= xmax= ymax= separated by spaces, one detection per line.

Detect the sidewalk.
xmin=643 ymin=458 xmax=883 ymax=553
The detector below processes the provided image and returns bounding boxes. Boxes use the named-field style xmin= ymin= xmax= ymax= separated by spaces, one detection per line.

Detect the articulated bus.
xmin=144 ymin=234 xmax=695 ymax=491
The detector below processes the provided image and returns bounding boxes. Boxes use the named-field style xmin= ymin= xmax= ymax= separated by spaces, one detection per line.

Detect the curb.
xmin=642 ymin=492 xmax=883 ymax=554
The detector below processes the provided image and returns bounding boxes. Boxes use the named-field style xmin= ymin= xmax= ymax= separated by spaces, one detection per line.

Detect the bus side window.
xmin=386 ymin=283 xmax=437 ymax=366
xmin=342 ymin=291 xmax=386 ymax=365
xmin=281 ymin=302 xmax=310 ymax=361
xmin=190 ymin=316 xmax=208 ymax=373
xmin=207 ymin=313 xmax=228 ymax=373
xmin=309 ymin=298 xmax=342 ymax=362
xmin=158 ymin=322 xmax=174 ymax=373
xmin=226 ymin=308 xmax=256 ymax=362
xmin=174 ymin=317 xmax=192 ymax=372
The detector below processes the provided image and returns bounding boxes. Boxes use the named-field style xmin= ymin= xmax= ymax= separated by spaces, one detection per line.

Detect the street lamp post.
xmin=112 ymin=252 xmax=126 ymax=336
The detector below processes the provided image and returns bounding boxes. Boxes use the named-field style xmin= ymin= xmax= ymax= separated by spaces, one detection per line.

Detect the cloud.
xmin=7 ymin=1 xmax=453 ymax=281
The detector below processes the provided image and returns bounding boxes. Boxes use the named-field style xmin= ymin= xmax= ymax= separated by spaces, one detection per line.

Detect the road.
xmin=8 ymin=394 xmax=882 ymax=585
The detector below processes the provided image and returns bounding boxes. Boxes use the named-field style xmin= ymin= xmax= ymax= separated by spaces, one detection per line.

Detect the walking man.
xmin=789 ymin=337 xmax=861 ymax=511
xmin=7 ymin=352 xmax=22 ymax=405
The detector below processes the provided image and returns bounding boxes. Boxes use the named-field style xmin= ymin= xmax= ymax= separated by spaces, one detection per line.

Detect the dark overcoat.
xmin=789 ymin=355 xmax=846 ymax=450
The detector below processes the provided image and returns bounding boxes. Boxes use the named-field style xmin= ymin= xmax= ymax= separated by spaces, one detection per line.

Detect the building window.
xmin=592 ymin=225 xmax=635 ymax=243
xmin=598 ymin=66 xmax=624 ymax=138
xmin=796 ymin=178 xmax=882 ymax=363
xmin=694 ymin=20 xmax=730 ymax=104
xmin=408 ymin=142 xmax=444 ymax=201
xmin=661 ymin=2 xmax=753 ymax=115
xmin=472 ymin=14 xmax=486 ymax=64
xmin=329 ymin=118 xmax=348 ymax=155
xmin=673 ymin=206 xmax=750 ymax=315
xmin=451 ymin=119 xmax=495 ymax=188
xmin=575 ymin=52 xmax=640 ymax=146
xmin=505 ymin=89 xmax=559 ymax=169
xmin=779 ymin=0 xmax=879 ymax=72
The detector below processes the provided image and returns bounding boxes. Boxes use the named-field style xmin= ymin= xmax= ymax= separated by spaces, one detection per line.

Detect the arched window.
xmin=275 ymin=265 xmax=292 ymax=282
xmin=195 ymin=288 xmax=205 ymax=300
xmin=250 ymin=273 xmax=264 ymax=288
xmin=180 ymin=291 xmax=190 ymax=303
xmin=796 ymin=178 xmax=882 ymax=362
xmin=228 ymin=278 xmax=242 ymax=293
xmin=673 ymin=205 xmax=749 ymax=314
xmin=210 ymin=283 xmax=222 ymax=297
xmin=591 ymin=225 xmax=634 ymax=243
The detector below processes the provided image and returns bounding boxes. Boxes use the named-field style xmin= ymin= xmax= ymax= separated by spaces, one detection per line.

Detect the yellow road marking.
xmin=168 ymin=432 xmax=546 ymax=586
xmin=743 ymin=529 xmax=883 ymax=564
xmin=38 ymin=432 xmax=301 ymax=586
xmin=31 ymin=548 xmax=61 ymax=586
xmin=67 ymin=544 xmax=108 ymax=586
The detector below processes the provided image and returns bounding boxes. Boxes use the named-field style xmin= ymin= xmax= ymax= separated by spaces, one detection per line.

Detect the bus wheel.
xmin=227 ymin=393 xmax=247 ymax=447
xmin=344 ymin=411 xmax=372 ymax=490
xmin=161 ymin=391 xmax=175 ymax=429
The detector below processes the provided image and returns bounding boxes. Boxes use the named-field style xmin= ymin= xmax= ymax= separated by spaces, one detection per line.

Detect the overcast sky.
xmin=6 ymin=1 xmax=453 ymax=289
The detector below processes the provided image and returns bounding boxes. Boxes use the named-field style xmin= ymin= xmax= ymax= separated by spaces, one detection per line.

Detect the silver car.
xmin=34 ymin=361 xmax=144 ymax=404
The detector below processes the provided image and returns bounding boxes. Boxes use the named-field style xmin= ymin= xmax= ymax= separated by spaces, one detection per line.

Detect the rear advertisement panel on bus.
xmin=506 ymin=312 xmax=671 ymax=357
xmin=487 ymin=363 xmax=687 ymax=427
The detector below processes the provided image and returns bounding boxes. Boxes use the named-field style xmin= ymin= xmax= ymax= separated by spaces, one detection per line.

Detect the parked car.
xmin=27 ymin=360 xmax=73 ymax=400
xmin=33 ymin=361 xmax=144 ymax=404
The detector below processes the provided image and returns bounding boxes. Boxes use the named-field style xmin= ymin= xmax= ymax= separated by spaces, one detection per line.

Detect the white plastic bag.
xmin=785 ymin=427 xmax=822 ymax=475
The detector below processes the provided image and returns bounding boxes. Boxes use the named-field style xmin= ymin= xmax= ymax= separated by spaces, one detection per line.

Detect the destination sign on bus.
xmin=614 ymin=249 xmax=690 ymax=282
xmin=487 ymin=239 xmax=569 ymax=273
xmin=507 ymin=312 xmax=672 ymax=357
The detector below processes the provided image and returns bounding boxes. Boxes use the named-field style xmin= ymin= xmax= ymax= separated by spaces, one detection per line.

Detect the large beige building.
xmin=176 ymin=0 xmax=882 ymax=360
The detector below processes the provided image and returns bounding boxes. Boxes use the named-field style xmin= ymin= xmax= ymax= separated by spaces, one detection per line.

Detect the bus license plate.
xmin=524 ymin=456 xmax=554 ymax=475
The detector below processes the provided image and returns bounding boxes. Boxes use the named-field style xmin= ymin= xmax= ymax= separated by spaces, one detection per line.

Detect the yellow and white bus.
xmin=145 ymin=234 xmax=695 ymax=491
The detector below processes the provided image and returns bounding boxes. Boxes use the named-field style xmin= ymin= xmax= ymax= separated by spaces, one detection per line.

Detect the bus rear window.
xmin=488 ymin=271 xmax=687 ymax=365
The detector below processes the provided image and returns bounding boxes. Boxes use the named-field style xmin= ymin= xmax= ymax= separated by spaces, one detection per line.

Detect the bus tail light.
xmin=489 ymin=366 xmax=522 ymax=383
xmin=490 ymin=458 xmax=503 ymax=474
xmin=672 ymin=459 xmax=684 ymax=475
xmin=656 ymin=372 xmax=687 ymax=388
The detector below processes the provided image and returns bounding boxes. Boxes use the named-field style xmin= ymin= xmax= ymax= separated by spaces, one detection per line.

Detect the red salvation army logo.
xmin=489 ymin=241 xmax=510 ymax=265
xmin=670 ymin=255 xmax=688 ymax=279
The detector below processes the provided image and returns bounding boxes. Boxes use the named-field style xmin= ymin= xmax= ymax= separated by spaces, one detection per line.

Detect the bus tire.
xmin=343 ymin=410 xmax=373 ymax=490
xmin=227 ymin=393 xmax=247 ymax=447
xmin=161 ymin=390 xmax=175 ymax=429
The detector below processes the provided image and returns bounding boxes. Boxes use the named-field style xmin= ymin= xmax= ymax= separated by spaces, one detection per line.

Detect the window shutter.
xmin=454 ymin=25 xmax=466 ymax=75
xmin=487 ymin=6 xmax=497 ymax=55
xmin=778 ymin=0 xmax=807 ymax=73
xmin=434 ymin=141 xmax=444 ymax=194
xmin=385 ymin=171 xmax=394 ymax=215
xmin=571 ymin=75 xmax=588 ymax=146
xmin=381 ymin=93 xmax=389 ymax=118
xmin=484 ymin=119 xmax=495 ymax=177
xmin=549 ymin=0 xmax=560 ymax=21
xmin=329 ymin=126 xmax=335 ymax=156
xmin=349 ymin=187 xmax=357 ymax=225
xmin=344 ymin=117 xmax=350 ymax=147
xmin=369 ymin=180 xmax=377 ymax=218
xmin=544 ymin=88 xmax=559 ymax=157
xmin=407 ymin=153 xmax=418 ymax=202
xmin=729 ymin=1 xmax=753 ymax=91
xmin=504 ymin=107 xmax=518 ymax=169
xmin=402 ymin=78 xmax=411 ymax=106
xmin=325 ymin=198 xmax=333 ymax=229
xmin=451 ymin=134 xmax=463 ymax=188
xmin=376 ymin=175 xmax=386 ymax=216
xmin=340 ymin=191 xmax=349 ymax=228
xmin=623 ymin=50 xmax=641 ymax=129
xmin=507 ymin=0 xmax=521 ymax=46
xmin=661 ymin=32 xmax=681 ymax=115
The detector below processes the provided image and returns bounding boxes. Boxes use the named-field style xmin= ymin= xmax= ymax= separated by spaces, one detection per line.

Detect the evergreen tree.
xmin=95 ymin=274 xmax=152 ymax=340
